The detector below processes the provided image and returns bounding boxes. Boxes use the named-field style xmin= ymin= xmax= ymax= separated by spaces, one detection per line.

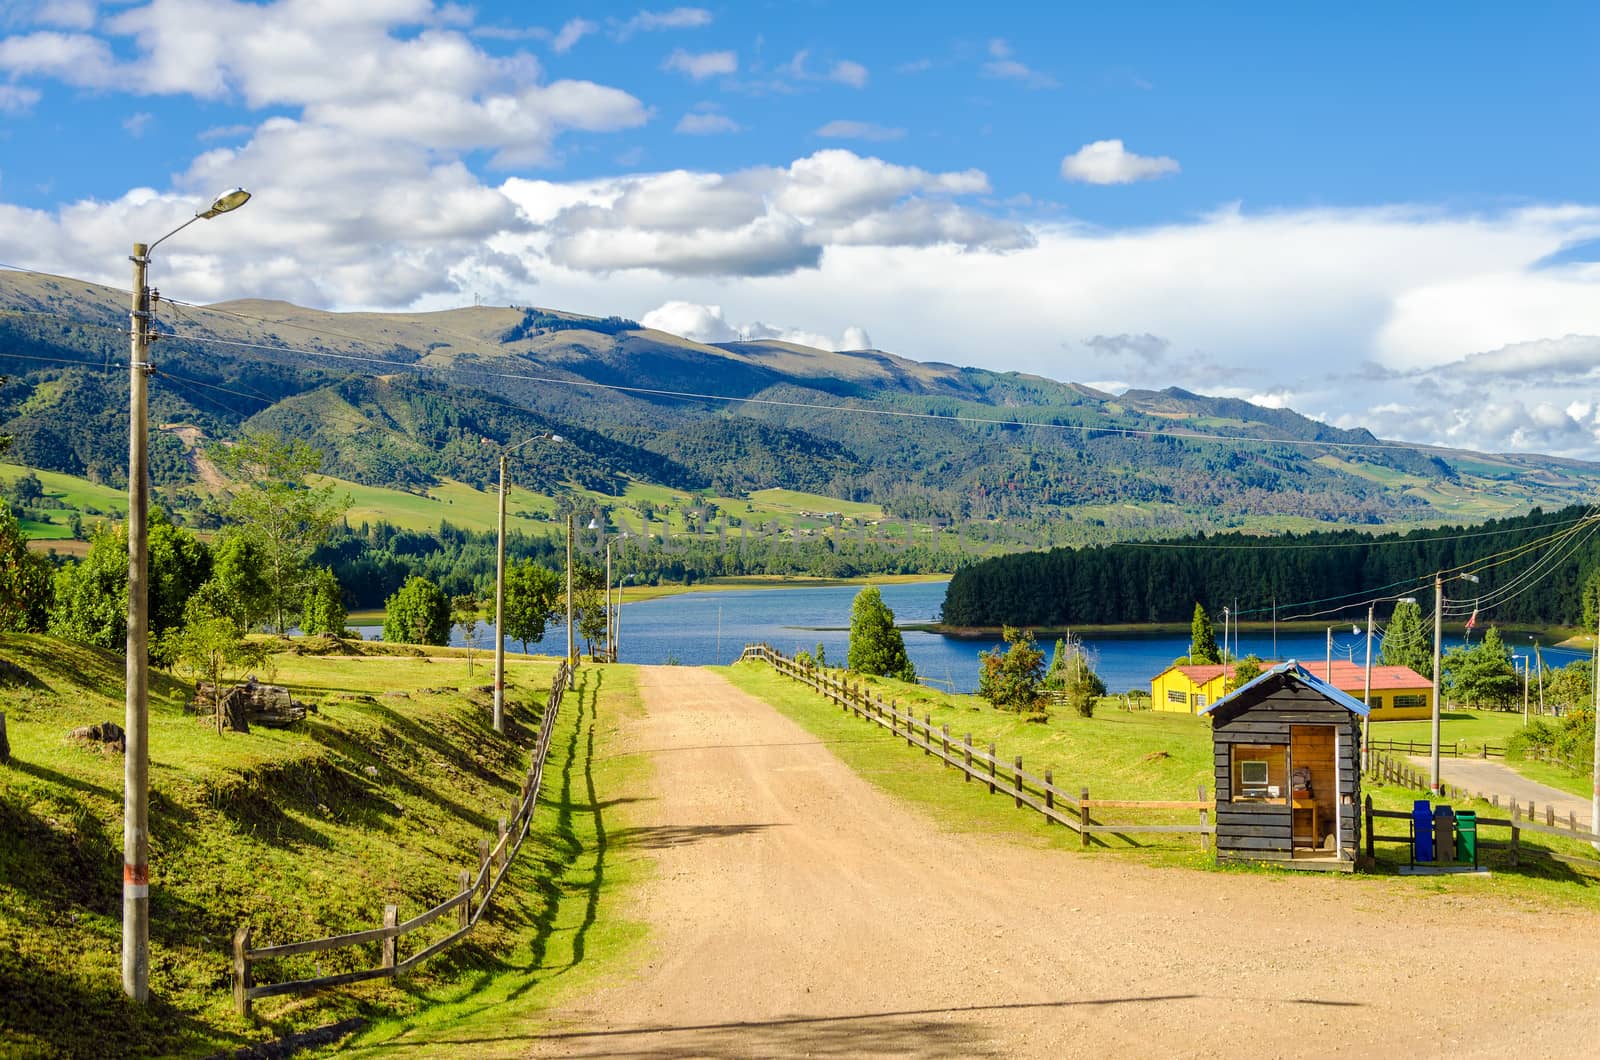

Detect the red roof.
xmin=1168 ymin=660 xmax=1427 ymax=692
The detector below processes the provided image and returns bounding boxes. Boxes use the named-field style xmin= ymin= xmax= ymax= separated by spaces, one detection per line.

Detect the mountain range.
xmin=3 ymin=268 xmax=1598 ymax=542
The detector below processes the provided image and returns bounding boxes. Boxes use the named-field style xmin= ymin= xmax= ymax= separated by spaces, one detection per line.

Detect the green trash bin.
xmin=1456 ymin=810 xmax=1477 ymax=866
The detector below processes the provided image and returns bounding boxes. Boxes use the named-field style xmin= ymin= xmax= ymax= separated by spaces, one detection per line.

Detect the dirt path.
xmin=1408 ymin=755 xmax=1591 ymax=827
xmin=528 ymin=667 xmax=1600 ymax=1058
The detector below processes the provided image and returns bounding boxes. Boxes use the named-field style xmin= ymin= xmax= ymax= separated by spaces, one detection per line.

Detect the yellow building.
xmin=1151 ymin=660 xmax=1431 ymax=720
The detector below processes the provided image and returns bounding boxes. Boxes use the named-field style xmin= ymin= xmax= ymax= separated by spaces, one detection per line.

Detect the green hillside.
xmin=6 ymin=270 xmax=1600 ymax=546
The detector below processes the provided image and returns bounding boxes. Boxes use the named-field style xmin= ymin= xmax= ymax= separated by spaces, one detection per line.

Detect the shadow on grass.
xmin=608 ymin=822 xmax=785 ymax=850
xmin=0 ymin=957 xmax=229 ymax=1059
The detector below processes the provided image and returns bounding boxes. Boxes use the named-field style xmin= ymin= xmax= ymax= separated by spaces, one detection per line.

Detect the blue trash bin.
xmin=1413 ymin=799 xmax=1433 ymax=862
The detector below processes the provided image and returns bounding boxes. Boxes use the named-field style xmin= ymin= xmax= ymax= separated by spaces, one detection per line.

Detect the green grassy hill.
xmin=7 ymin=269 xmax=1600 ymax=544
xmin=0 ymin=633 xmax=634 ymax=1057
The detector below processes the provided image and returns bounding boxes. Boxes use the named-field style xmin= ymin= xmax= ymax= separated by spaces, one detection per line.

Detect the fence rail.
xmin=740 ymin=644 xmax=1212 ymax=847
xmin=1366 ymin=737 xmax=1505 ymax=759
xmin=231 ymin=661 xmax=573 ymax=1018
xmin=1363 ymin=748 xmax=1600 ymax=871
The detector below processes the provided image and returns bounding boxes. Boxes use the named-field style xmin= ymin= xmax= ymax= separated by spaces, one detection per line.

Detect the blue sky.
xmin=4 ymin=1 xmax=1600 ymax=457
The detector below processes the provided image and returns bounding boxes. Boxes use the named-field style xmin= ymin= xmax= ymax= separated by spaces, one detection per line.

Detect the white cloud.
xmin=550 ymin=17 xmax=596 ymax=53
xmin=1060 ymin=139 xmax=1180 ymax=185
xmin=641 ymin=300 xmax=872 ymax=351
xmin=123 ymin=110 xmax=153 ymax=137
xmin=0 ymin=30 xmax=117 ymax=86
xmin=675 ymin=111 xmax=741 ymax=135
xmin=612 ymin=7 xmax=712 ymax=38
xmin=0 ymin=83 xmax=40 ymax=112
xmin=816 ymin=119 xmax=903 ymax=141
xmin=508 ymin=149 xmax=1020 ymax=278
xmin=31 ymin=1 xmax=97 ymax=30
xmin=662 ymin=47 xmax=736 ymax=80
xmin=828 ymin=59 xmax=868 ymax=88
xmin=981 ymin=38 xmax=1055 ymax=88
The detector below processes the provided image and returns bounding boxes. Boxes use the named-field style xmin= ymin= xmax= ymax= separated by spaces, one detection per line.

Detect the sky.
xmin=4 ymin=1 xmax=1600 ymax=458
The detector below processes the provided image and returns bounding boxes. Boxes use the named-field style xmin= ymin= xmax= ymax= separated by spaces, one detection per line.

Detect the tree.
xmin=815 ymin=641 xmax=826 ymax=668
xmin=0 ymin=504 xmax=51 ymax=632
xmin=164 ymin=602 xmax=269 ymax=734
xmin=1442 ymin=626 xmax=1518 ymax=708
xmin=847 ymin=586 xmax=915 ymax=681
xmin=0 ymin=376 xmax=9 ymax=456
xmin=212 ymin=433 xmax=347 ymax=634
xmin=572 ymin=562 xmax=608 ymax=658
xmin=1543 ymin=658 xmax=1594 ymax=712
xmin=301 ymin=566 xmax=347 ymax=636
xmin=1379 ymin=599 xmax=1432 ymax=678
xmin=452 ymin=594 xmax=481 ymax=675
xmin=6 ymin=472 xmax=43 ymax=508
xmin=1226 ymin=654 xmax=1264 ymax=693
xmin=383 ymin=575 xmax=450 ymax=646
xmin=978 ymin=626 xmax=1046 ymax=711
xmin=1189 ymin=603 xmax=1220 ymax=664
xmin=190 ymin=532 xmax=272 ymax=633
xmin=503 ymin=559 xmax=560 ymax=653
xmin=49 ymin=512 xmax=209 ymax=650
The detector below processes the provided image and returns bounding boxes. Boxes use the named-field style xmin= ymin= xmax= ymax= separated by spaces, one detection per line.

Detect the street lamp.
xmin=124 ymin=187 xmax=251 ymax=1003
xmin=1325 ymin=623 xmax=1360 ymax=682
xmin=1430 ymin=571 xmax=1479 ymax=794
xmin=489 ymin=432 xmax=562 ymax=735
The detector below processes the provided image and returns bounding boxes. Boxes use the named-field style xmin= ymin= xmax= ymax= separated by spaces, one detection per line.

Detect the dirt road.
xmin=1408 ymin=755 xmax=1591 ymax=827
xmin=529 ymin=667 xmax=1600 ymax=1058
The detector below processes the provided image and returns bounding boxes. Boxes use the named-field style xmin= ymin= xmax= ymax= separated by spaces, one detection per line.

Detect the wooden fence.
xmin=230 ymin=661 xmax=573 ymax=1018
xmin=1363 ymin=748 xmax=1600 ymax=872
xmin=1367 ymin=748 xmax=1591 ymax=828
xmin=740 ymin=644 xmax=1212 ymax=847
xmin=1366 ymin=737 xmax=1505 ymax=759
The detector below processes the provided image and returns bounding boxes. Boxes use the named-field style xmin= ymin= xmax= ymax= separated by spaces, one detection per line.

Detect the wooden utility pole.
xmin=124 ymin=242 xmax=152 ymax=1003
xmin=492 ymin=454 xmax=507 ymax=734
xmin=1592 ymin=608 xmax=1599 ymax=848
xmin=1431 ymin=573 xmax=1443 ymax=794
xmin=605 ymin=541 xmax=613 ymax=663
xmin=1362 ymin=603 xmax=1374 ymax=772
xmin=566 ymin=513 xmax=575 ymax=688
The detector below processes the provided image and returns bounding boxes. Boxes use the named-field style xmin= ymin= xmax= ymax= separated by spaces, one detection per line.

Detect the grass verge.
xmin=0 ymin=633 xmax=645 ymax=1058
xmin=723 ymin=660 xmax=1600 ymax=907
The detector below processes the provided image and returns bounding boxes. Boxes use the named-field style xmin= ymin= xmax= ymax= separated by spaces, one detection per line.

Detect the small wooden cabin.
xmin=1199 ymin=661 xmax=1365 ymax=870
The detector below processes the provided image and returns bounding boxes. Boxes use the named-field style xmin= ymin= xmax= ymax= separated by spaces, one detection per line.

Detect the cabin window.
xmin=1196 ymin=694 xmax=1208 ymax=708
xmin=1393 ymin=694 xmax=1427 ymax=708
xmin=1367 ymin=695 xmax=1383 ymax=709
xmin=1231 ymin=744 xmax=1287 ymax=804
xmin=1167 ymin=689 xmax=1187 ymax=704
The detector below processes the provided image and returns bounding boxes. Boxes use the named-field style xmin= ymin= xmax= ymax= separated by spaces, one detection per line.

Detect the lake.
xmin=354 ymin=579 xmax=1528 ymax=694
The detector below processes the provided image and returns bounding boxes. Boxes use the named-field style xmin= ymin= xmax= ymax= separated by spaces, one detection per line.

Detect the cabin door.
xmin=1288 ymin=725 xmax=1339 ymax=851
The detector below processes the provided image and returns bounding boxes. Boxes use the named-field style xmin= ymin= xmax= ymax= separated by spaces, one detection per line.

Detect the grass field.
xmin=0 ymin=634 xmax=646 ymax=1058
xmin=723 ymin=660 xmax=1600 ymax=906
xmin=0 ymin=461 xmax=128 ymax=539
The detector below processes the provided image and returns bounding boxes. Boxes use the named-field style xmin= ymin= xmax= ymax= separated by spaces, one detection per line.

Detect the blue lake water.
xmin=355 ymin=579 xmax=1535 ymax=694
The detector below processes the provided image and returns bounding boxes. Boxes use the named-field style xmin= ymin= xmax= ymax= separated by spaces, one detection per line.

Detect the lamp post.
xmin=490 ymin=433 xmax=562 ymax=735
xmin=124 ymin=187 xmax=251 ymax=1003
xmin=1431 ymin=571 xmax=1479 ymax=794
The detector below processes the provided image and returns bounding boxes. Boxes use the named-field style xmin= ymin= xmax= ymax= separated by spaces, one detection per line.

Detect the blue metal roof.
xmin=1197 ymin=659 xmax=1371 ymax=718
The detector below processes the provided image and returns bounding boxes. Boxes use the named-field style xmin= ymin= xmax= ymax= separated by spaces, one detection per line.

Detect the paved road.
xmin=1408 ymin=755 xmax=1591 ymax=827
xmin=528 ymin=667 xmax=1600 ymax=1058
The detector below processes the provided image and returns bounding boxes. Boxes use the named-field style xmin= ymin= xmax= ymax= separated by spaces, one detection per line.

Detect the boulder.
xmin=70 ymin=721 xmax=126 ymax=753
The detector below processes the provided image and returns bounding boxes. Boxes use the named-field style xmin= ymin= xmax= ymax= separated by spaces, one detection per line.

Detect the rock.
xmin=364 ymin=765 xmax=379 ymax=778
xmin=69 ymin=721 xmax=126 ymax=753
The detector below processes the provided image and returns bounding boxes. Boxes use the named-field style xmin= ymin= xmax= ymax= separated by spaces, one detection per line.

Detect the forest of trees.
xmin=941 ymin=504 xmax=1600 ymax=629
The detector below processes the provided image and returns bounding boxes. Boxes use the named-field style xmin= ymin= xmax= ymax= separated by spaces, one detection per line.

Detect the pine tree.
xmin=847 ymin=586 xmax=916 ymax=681
xmin=1190 ymin=603 xmax=1220 ymax=664
xmin=1379 ymin=599 xmax=1432 ymax=678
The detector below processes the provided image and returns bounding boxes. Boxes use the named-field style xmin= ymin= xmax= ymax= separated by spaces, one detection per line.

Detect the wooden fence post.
xmin=382 ymin=904 xmax=398 ymax=971
xmin=1492 ymin=794 xmax=1499 ymax=809
xmin=1510 ymin=801 xmax=1521 ymax=867
xmin=1364 ymin=795 xmax=1374 ymax=861
xmin=964 ymin=734 xmax=972 ymax=781
xmin=1079 ymin=787 xmax=1090 ymax=848
xmin=987 ymin=742 xmax=997 ymax=794
xmin=478 ymin=839 xmax=490 ymax=901
xmin=1044 ymin=769 xmax=1054 ymax=822
xmin=233 ymin=924 xmax=252 ymax=1019
xmin=1570 ymin=811 xmax=1578 ymax=834
xmin=942 ymin=725 xmax=950 ymax=767
xmin=923 ymin=712 xmax=931 ymax=754
xmin=498 ymin=816 xmax=509 ymax=873
xmin=1014 ymin=756 xmax=1023 ymax=809
xmin=458 ymin=870 xmax=471 ymax=928
xmin=1199 ymin=783 xmax=1210 ymax=852
xmin=902 ymin=703 xmax=913 ymax=749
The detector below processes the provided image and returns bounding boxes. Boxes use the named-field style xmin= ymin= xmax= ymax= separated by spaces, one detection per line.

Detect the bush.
xmin=978 ymin=626 xmax=1045 ymax=712
xmin=382 ymin=575 xmax=450 ymax=646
